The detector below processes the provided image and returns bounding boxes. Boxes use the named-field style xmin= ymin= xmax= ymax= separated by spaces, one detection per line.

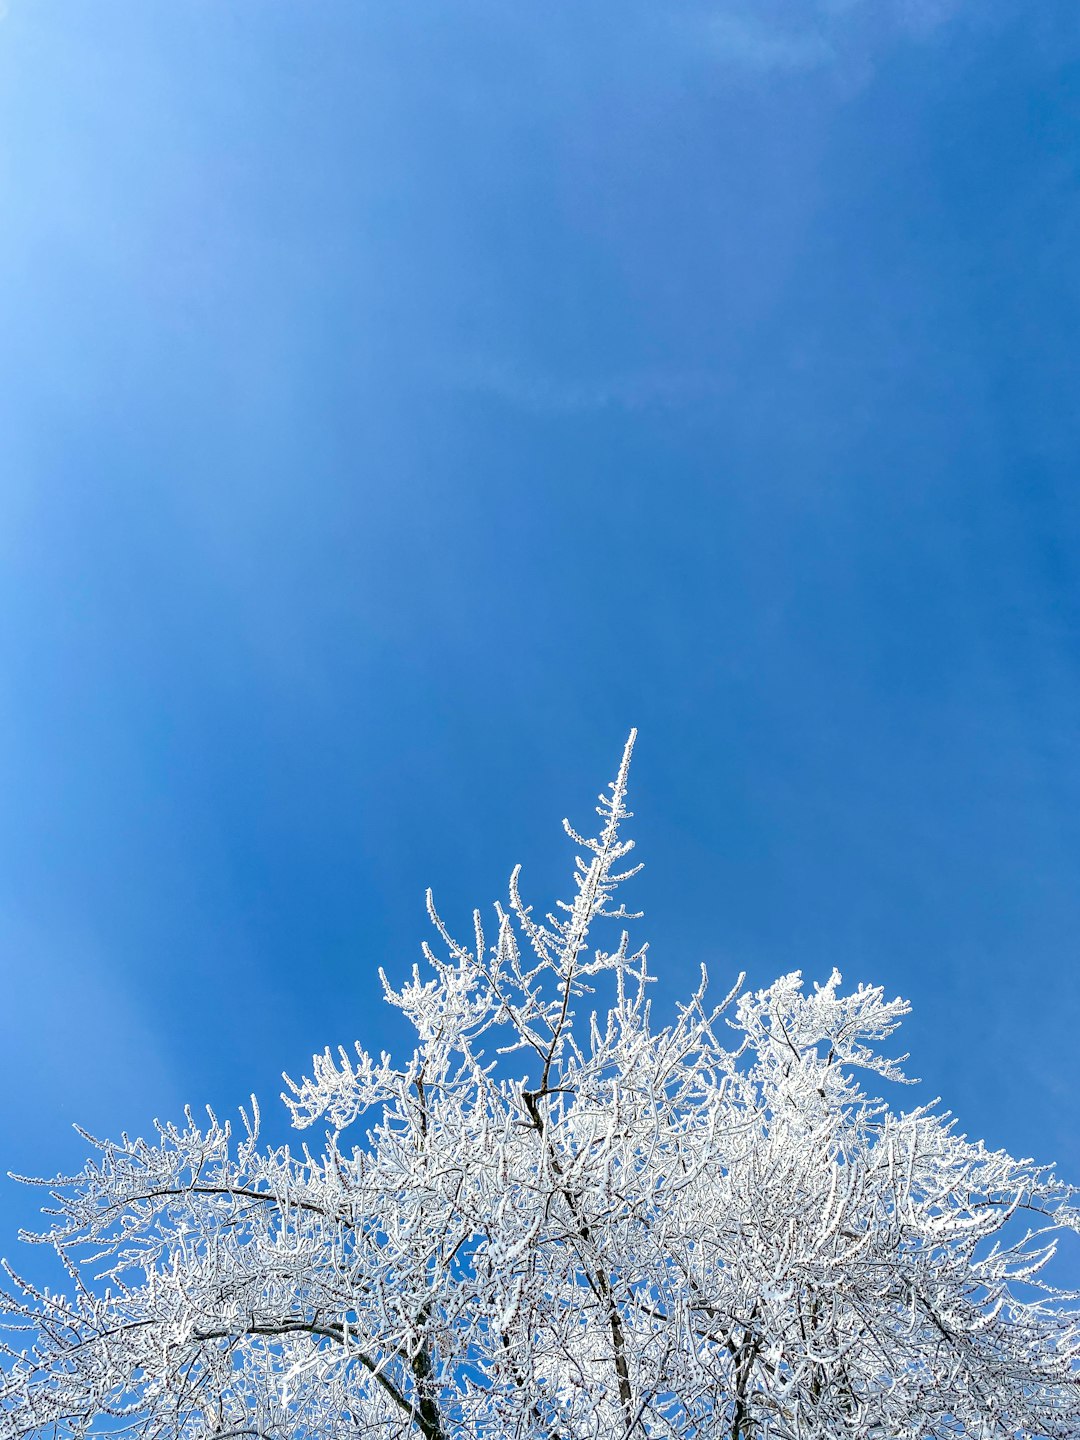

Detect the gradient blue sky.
xmin=1 ymin=0 xmax=1079 ymax=1275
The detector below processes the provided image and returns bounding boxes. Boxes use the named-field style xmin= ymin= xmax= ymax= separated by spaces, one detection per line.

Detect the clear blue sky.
xmin=2 ymin=0 xmax=1079 ymax=1270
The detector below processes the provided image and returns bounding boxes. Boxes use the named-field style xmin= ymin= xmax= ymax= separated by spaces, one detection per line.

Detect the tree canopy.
xmin=3 ymin=734 xmax=1079 ymax=1440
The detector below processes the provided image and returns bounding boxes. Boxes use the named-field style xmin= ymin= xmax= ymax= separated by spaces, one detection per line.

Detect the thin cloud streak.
xmin=445 ymin=357 xmax=736 ymax=415
xmin=706 ymin=15 xmax=834 ymax=73
xmin=692 ymin=0 xmax=987 ymax=76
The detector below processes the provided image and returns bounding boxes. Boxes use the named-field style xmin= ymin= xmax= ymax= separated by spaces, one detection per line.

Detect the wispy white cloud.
xmin=705 ymin=14 xmax=834 ymax=72
xmin=445 ymin=356 xmax=735 ymax=415
xmin=434 ymin=0 xmax=1004 ymax=417
xmin=697 ymin=0 xmax=973 ymax=76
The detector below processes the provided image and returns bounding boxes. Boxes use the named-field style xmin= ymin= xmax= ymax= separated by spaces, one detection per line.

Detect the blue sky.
xmin=1 ymin=0 xmax=1079 ymax=1276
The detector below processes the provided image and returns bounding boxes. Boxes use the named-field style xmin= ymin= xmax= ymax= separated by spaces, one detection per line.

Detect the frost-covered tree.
xmin=3 ymin=734 xmax=1079 ymax=1440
